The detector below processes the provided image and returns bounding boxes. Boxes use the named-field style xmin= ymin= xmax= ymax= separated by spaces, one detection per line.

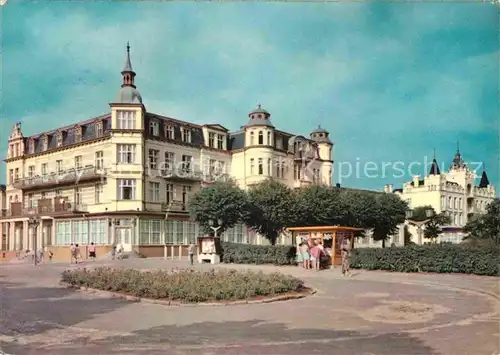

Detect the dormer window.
xmin=42 ymin=135 xmax=48 ymax=151
xmin=181 ymin=127 xmax=192 ymax=143
xmin=28 ymin=139 xmax=35 ymax=154
xmin=57 ymin=131 xmax=63 ymax=147
xmin=208 ymin=132 xmax=215 ymax=148
xmin=149 ymin=119 xmax=159 ymax=136
xmin=217 ymin=134 xmax=224 ymax=149
xmin=165 ymin=124 xmax=174 ymax=139
xmin=75 ymin=126 xmax=82 ymax=143
xmin=96 ymin=120 xmax=103 ymax=137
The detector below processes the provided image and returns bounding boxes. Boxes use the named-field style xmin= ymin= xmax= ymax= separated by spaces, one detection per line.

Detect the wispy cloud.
xmin=2 ymin=1 xmax=498 ymax=190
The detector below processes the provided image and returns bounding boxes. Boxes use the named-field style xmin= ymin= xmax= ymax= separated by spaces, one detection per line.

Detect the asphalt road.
xmin=1 ymin=259 xmax=499 ymax=355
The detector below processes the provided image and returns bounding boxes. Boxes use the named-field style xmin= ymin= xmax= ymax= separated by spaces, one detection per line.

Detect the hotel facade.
xmin=0 ymin=46 xmax=333 ymax=260
xmin=385 ymin=150 xmax=495 ymax=244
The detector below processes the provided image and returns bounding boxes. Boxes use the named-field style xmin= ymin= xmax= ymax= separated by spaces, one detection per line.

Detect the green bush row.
xmin=220 ymin=242 xmax=297 ymax=265
xmin=61 ymin=267 xmax=304 ymax=302
xmin=350 ymin=244 xmax=500 ymax=276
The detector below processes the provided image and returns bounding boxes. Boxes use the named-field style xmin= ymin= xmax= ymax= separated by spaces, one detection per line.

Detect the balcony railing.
xmin=160 ymin=168 xmax=203 ymax=182
xmin=161 ymin=201 xmax=187 ymax=213
xmin=12 ymin=166 xmax=104 ymax=190
xmin=4 ymin=201 xmax=88 ymax=218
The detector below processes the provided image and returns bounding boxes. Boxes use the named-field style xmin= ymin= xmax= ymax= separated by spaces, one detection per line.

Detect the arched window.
xmin=454 ymin=197 xmax=458 ymax=209
xmin=249 ymin=132 xmax=254 ymax=146
xmin=250 ymin=158 xmax=254 ymax=175
xmin=258 ymin=131 xmax=264 ymax=145
xmin=267 ymin=131 xmax=271 ymax=145
xmin=258 ymin=158 xmax=263 ymax=175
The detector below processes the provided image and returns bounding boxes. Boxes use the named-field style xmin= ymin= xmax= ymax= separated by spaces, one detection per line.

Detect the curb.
xmin=59 ymin=282 xmax=316 ymax=307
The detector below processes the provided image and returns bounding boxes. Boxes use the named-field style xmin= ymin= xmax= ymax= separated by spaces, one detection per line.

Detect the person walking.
xmin=70 ymin=244 xmax=76 ymax=264
xmin=88 ymin=242 xmax=96 ymax=261
xmin=188 ymin=243 xmax=195 ymax=266
xmin=300 ymin=242 xmax=311 ymax=269
xmin=341 ymin=237 xmax=352 ymax=277
xmin=74 ymin=244 xmax=80 ymax=264
xmin=111 ymin=244 xmax=117 ymax=260
xmin=310 ymin=242 xmax=320 ymax=271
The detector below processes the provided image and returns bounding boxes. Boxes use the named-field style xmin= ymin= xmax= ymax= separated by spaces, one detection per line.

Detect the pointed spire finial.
xmin=457 ymin=140 xmax=460 ymax=152
xmin=257 ymin=103 xmax=261 ymax=109
xmin=126 ymin=41 xmax=130 ymax=53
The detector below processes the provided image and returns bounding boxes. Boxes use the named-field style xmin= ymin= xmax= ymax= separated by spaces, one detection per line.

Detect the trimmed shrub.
xmin=350 ymin=244 xmax=500 ymax=276
xmin=220 ymin=242 xmax=297 ymax=265
xmin=61 ymin=267 xmax=304 ymax=302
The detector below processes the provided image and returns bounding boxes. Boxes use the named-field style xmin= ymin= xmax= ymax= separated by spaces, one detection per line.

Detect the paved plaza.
xmin=0 ymin=258 xmax=499 ymax=355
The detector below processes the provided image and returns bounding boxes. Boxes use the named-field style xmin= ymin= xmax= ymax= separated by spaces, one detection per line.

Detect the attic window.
xmin=28 ymin=139 xmax=35 ymax=154
xmin=96 ymin=121 xmax=103 ymax=137
xmin=75 ymin=126 xmax=82 ymax=143
xmin=258 ymin=114 xmax=262 ymax=119
xmin=57 ymin=132 xmax=63 ymax=147
xmin=42 ymin=135 xmax=48 ymax=151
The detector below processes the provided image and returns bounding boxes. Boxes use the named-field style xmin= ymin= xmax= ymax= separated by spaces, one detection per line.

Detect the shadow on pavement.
xmin=18 ymin=319 xmax=438 ymax=355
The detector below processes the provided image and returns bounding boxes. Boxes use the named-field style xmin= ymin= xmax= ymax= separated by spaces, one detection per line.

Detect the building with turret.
xmin=0 ymin=45 xmax=333 ymax=260
xmin=385 ymin=147 xmax=496 ymax=244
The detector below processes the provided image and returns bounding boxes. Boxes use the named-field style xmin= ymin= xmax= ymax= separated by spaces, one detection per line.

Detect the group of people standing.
xmin=298 ymin=237 xmax=352 ymax=277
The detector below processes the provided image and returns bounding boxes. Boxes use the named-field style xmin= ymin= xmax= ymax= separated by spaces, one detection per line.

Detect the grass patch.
xmin=61 ymin=267 xmax=306 ymax=303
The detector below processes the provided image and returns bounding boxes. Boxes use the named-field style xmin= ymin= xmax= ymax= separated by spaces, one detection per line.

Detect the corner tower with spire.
xmin=110 ymin=42 xmax=145 ymax=131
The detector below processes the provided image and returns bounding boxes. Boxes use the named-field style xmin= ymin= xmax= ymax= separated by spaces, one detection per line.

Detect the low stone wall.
xmin=46 ymin=245 xmax=112 ymax=262
xmin=137 ymin=245 xmax=190 ymax=258
xmin=0 ymin=250 xmax=19 ymax=262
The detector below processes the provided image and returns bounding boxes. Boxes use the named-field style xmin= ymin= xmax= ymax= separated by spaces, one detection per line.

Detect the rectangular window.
xmin=56 ymin=161 xmax=63 ymax=173
xmin=267 ymin=132 xmax=271 ymax=145
xmin=166 ymin=183 xmax=173 ymax=203
xmin=95 ymin=184 xmax=104 ymax=204
xmin=74 ymin=187 xmax=82 ymax=205
xmin=28 ymin=193 xmax=34 ymax=208
xmin=181 ymin=155 xmax=192 ymax=172
xmin=165 ymin=220 xmax=174 ymax=244
xmin=182 ymin=185 xmax=191 ymax=206
xmin=217 ymin=134 xmax=224 ymax=149
xmin=117 ymin=144 xmax=136 ymax=164
xmin=149 ymin=120 xmax=159 ymax=136
xmin=117 ymin=110 xmax=136 ymax=129
xmin=28 ymin=165 xmax=35 ymax=178
xmin=164 ymin=152 xmax=175 ymax=171
xmin=74 ymin=155 xmax=82 ymax=169
xmin=139 ymin=220 xmax=162 ymax=245
xmin=72 ymin=220 xmax=89 ymax=245
xmin=95 ymin=151 xmax=104 ymax=170
xmin=208 ymin=132 xmax=215 ymax=148
xmin=41 ymin=163 xmax=47 ymax=176
xmin=267 ymin=158 xmax=271 ymax=176
xmin=276 ymin=136 xmax=282 ymax=150
xmin=96 ymin=122 xmax=103 ymax=137
xmin=250 ymin=158 xmax=254 ymax=175
xmin=165 ymin=125 xmax=174 ymax=139
xmin=181 ymin=128 xmax=192 ymax=143
xmin=89 ymin=219 xmax=107 ymax=244
xmin=209 ymin=159 xmax=216 ymax=174
xmin=258 ymin=158 xmax=263 ymax=175
xmin=55 ymin=221 xmax=72 ymax=245
xmin=149 ymin=149 xmax=159 ymax=170
xmin=14 ymin=168 xmax=19 ymax=181
xmin=149 ymin=182 xmax=160 ymax=202
xmin=117 ymin=179 xmax=136 ymax=200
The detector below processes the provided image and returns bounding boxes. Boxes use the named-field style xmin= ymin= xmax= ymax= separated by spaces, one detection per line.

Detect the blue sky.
xmin=1 ymin=1 xmax=498 ymax=191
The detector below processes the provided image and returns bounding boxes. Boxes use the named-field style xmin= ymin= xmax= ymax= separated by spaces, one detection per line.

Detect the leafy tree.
xmin=370 ymin=193 xmax=408 ymax=248
xmin=244 ymin=179 xmax=296 ymax=245
xmin=188 ymin=180 xmax=248 ymax=235
xmin=340 ymin=190 xmax=378 ymax=228
xmin=293 ymin=185 xmax=345 ymax=226
xmin=410 ymin=205 xmax=435 ymax=221
xmin=423 ymin=213 xmax=451 ymax=243
xmin=464 ymin=198 xmax=500 ymax=246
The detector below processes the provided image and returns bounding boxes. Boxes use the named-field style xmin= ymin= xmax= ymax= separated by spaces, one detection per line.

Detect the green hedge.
xmin=221 ymin=242 xmax=297 ymax=265
xmin=350 ymin=244 xmax=500 ymax=276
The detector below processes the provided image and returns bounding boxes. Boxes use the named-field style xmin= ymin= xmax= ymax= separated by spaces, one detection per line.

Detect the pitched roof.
xmin=478 ymin=170 xmax=490 ymax=188
xmin=429 ymin=158 xmax=441 ymax=175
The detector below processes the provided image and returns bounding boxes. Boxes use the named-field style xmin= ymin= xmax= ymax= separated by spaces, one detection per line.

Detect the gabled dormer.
xmin=74 ymin=125 xmax=83 ymax=143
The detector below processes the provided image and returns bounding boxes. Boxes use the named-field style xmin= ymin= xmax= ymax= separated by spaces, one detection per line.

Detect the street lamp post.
xmin=406 ymin=209 xmax=434 ymax=245
xmin=208 ymin=219 xmax=222 ymax=239
xmin=164 ymin=201 xmax=173 ymax=260
xmin=28 ymin=217 xmax=40 ymax=266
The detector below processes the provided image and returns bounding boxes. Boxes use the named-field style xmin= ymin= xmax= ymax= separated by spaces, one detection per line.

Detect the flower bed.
xmin=61 ymin=267 xmax=307 ymax=303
